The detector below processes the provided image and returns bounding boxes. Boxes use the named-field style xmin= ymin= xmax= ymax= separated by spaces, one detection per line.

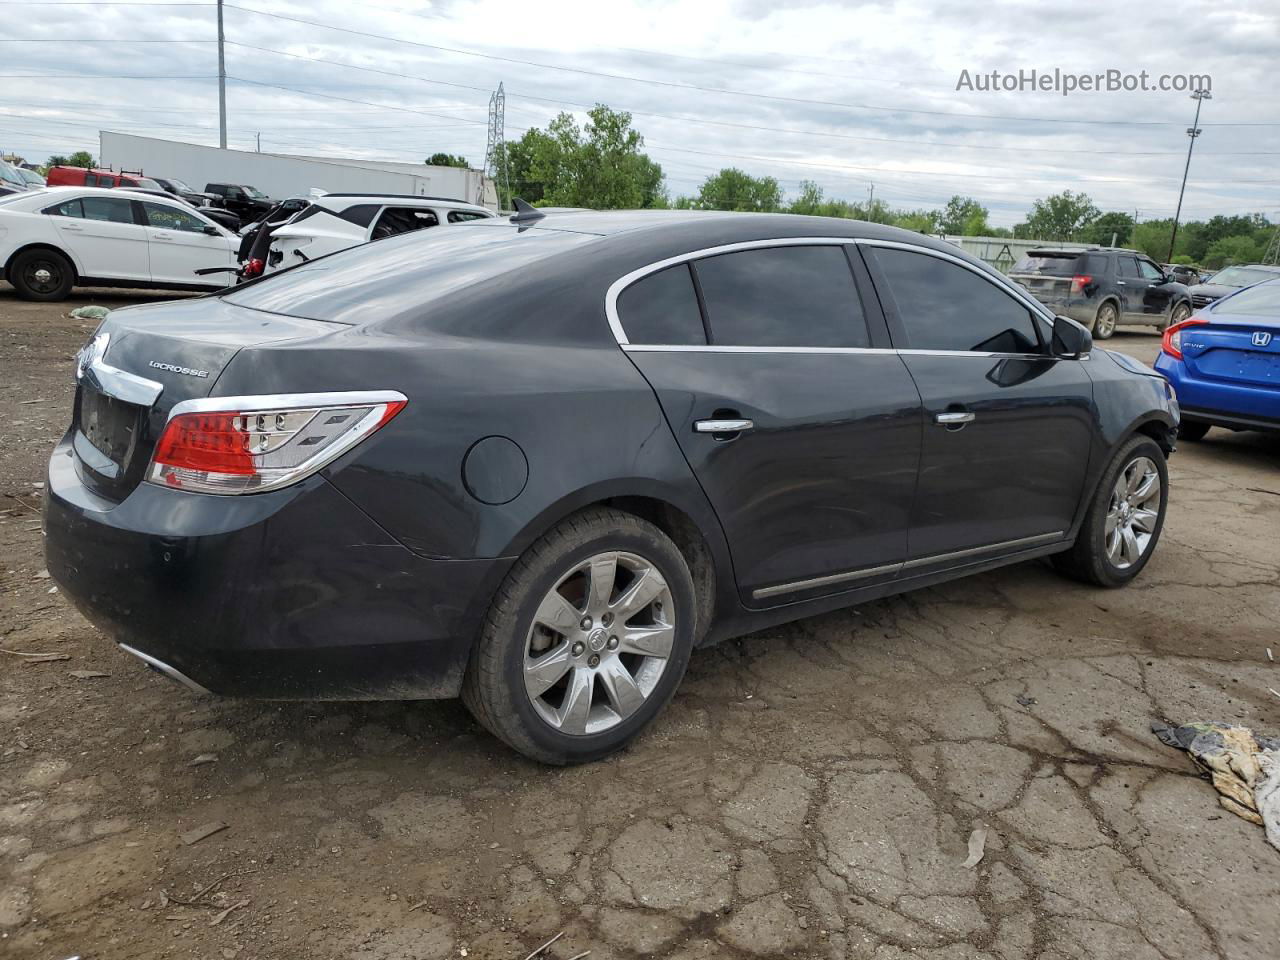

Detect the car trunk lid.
xmin=72 ymin=297 xmax=346 ymax=502
xmin=1181 ymin=319 xmax=1280 ymax=389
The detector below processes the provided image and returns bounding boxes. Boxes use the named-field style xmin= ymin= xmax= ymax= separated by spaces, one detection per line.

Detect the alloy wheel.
xmin=1105 ymin=456 xmax=1162 ymax=570
xmin=523 ymin=551 xmax=674 ymax=736
xmin=1095 ymin=304 xmax=1117 ymax=338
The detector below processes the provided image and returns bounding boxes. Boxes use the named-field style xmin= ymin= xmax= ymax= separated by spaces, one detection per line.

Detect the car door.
xmin=1115 ymin=255 xmax=1150 ymax=322
xmin=863 ymin=242 xmax=1094 ymax=564
xmin=139 ymin=200 xmax=235 ymax=284
xmin=48 ymin=195 xmax=149 ymax=281
xmin=1135 ymin=257 xmax=1176 ymax=322
xmin=616 ymin=241 xmax=923 ymax=605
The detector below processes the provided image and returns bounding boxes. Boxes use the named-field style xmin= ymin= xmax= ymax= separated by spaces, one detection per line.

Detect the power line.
xmin=222 ymin=4 xmax=1275 ymax=128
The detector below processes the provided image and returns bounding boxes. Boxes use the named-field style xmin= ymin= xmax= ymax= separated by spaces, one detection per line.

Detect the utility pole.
xmin=256 ymin=132 xmax=261 ymax=153
xmin=216 ymin=0 xmax=227 ymax=149
xmin=1169 ymin=88 xmax=1210 ymax=262
xmin=867 ymin=182 xmax=875 ymax=219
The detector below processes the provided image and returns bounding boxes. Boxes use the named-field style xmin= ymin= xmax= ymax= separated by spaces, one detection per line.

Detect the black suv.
xmin=45 ymin=211 xmax=1178 ymax=764
xmin=204 ymin=182 xmax=274 ymax=219
xmin=1009 ymin=247 xmax=1193 ymax=339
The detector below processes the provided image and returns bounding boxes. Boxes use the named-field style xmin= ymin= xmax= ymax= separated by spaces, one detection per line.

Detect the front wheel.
xmin=1163 ymin=302 xmax=1191 ymax=332
xmin=462 ymin=508 xmax=696 ymax=765
xmin=1053 ymin=435 xmax=1168 ymax=587
xmin=1093 ymin=301 xmax=1119 ymax=340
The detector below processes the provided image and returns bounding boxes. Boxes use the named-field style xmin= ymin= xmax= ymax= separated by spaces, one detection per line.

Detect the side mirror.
xmin=202 ymin=224 xmax=220 ymax=235
xmin=1052 ymin=315 xmax=1092 ymax=358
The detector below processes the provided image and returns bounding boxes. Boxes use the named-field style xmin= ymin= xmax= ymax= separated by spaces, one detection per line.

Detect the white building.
xmin=99 ymin=132 xmax=497 ymax=210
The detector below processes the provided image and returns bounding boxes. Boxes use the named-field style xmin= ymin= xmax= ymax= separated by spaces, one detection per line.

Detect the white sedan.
xmin=0 ymin=186 xmax=238 ymax=301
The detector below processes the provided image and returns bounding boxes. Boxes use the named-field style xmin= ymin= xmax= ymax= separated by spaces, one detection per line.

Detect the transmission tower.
xmin=483 ymin=83 xmax=509 ymax=209
xmin=1263 ymin=224 xmax=1280 ymax=266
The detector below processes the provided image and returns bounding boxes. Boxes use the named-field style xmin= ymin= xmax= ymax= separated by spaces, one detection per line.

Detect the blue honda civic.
xmin=1155 ymin=276 xmax=1280 ymax=440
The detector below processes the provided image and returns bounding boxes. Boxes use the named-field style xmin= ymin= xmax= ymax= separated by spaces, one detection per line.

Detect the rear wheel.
xmin=10 ymin=248 xmax=74 ymax=301
xmin=1053 ymin=435 xmax=1168 ymax=587
xmin=1178 ymin=419 xmax=1210 ymax=442
xmin=462 ymin=508 xmax=696 ymax=765
xmin=1092 ymin=301 xmax=1119 ymax=340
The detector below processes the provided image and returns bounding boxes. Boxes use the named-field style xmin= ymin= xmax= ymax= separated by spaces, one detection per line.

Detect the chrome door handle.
xmin=695 ymin=418 xmax=754 ymax=433
xmin=935 ymin=411 xmax=975 ymax=425
xmin=62 ymin=224 xmax=84 ymax=231
xmin=1116 ymin=281 xmax=1127 ymax=285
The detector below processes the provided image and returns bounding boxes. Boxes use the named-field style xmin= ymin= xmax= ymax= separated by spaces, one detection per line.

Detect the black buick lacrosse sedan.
xmin=46 ymin=208 xmax=1178 ymax=764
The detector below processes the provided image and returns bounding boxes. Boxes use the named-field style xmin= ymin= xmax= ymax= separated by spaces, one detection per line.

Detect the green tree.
xmin=693 ymin=167 xmax=782 ymax=212
xmin=496 ymin=105 xmax=665 ymax=210
xmin=1203 ymin=234 xmax=1264 ymax=270
xmin=66 ymin=150 xmax=95 ymax=168
xmin=1131 ymin=220 xmax=1176 ymax=261
xmin=893 ymin=209 xmax=939 ymax=233
xmin=1023 ymin=191 xmax=1100 ymax=241
xmin=46 ymin=154 xmax=69 ymax=167
xmin=786 ymin=180 xmax=859 ymax=219
xmin=938 ymin=196 xmax=989 ymax=235
xmin=425 ymin=152 xmax=469 ymax=168
xmin=1082 ymin=211 xmax=1135 ymax=247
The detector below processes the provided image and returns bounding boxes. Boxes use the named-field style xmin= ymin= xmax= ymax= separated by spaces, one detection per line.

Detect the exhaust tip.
xmin=118 ymin=643 xmax=211 ymax=695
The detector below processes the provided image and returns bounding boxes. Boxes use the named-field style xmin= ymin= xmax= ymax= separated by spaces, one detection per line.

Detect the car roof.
xmin=313 ymin=193 xmax=491 ymax=213
xmin=24 ymin=185 xmax=194 ymax=206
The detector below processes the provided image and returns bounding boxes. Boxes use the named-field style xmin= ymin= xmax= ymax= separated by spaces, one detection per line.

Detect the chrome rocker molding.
xmin=751 ymin=531 xmax=1066 ymax=601
xmin=76 ymin=332 xmax=165 ymax=406
xmin=118 ymin=643 xmax=212 ymax=694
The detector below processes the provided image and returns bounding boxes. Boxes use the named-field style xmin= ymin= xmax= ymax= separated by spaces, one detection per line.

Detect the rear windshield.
xmin=224 ymin=222 xmax=597 ymax=323
xmin=1213 ymin=280 xmax=1280 ymax=317
xmin=1011 ymin=253 xmax=1085 ymax=275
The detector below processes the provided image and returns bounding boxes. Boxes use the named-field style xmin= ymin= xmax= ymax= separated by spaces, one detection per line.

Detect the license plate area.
xmin=78 ymin=385 xmax=142 ymax=471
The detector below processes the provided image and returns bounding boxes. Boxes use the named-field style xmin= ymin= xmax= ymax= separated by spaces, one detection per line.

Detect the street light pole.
xmin=216 ymin=0 xmax=227 ymax=149
xmin=1168 ymin=89 xmax=1210 ymax=263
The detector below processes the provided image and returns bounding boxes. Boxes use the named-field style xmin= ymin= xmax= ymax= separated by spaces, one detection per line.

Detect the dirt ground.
xmin=2 ymin=285 xmax=1279 ymax=960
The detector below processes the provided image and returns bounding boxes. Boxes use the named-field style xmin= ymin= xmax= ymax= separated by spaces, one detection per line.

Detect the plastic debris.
xmin=961 ymin=827 xmax=987 ymax=868
xmin=179 ymin=821 xmax=229 ymax=846
xmin=1152 ymin=720 xmax=1280 ymax=851
xmin=68 ymin=305 xmax=110 ymax=320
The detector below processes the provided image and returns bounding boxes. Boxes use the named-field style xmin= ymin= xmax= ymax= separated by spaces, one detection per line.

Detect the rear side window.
xmin=80 ymin=196 xmax=137 ymax=224
xmin=371 ymin=206 xmax=438 ymax=240
xmin=693 ymin=245 xmax=869 ymax=347
xmin=872 ymin=248 xmax=1041 ymax=354
xmin=338 ymin=204 xmax=380 ymax=227
xmin=83 ymin=173 xmax=98 ymax=186
xmin=45 ymin=198 xmax=84 ymax=218
xmin=448 ymin=210 xmax=489 ymax=223
xmin=616 ymin=264 xmax=706 ymax=345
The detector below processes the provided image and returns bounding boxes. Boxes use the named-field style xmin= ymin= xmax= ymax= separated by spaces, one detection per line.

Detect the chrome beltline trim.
xmin=752 ymin=531 xmax=1066 ymax=600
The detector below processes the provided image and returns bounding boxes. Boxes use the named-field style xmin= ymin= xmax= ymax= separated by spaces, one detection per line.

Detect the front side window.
xmin=693 ymin=245 xmax=870 ymax=348
xmin=371 ymin=207 xmax=439 ymax=240
xmin=79 ymin=196 xmax=137 ymax=224
xmin=1117 ymin=256 xmax=1141 ymax=278
xmin=142 ymin=201 xmax=209 ymax=233
xmin=616 ymin=263 xmax=706 ymax=345
xmin=1138 ymin=259 xmax=1164 ymax=281
xmin=872 ymin=248 xmax=1041 ymax=354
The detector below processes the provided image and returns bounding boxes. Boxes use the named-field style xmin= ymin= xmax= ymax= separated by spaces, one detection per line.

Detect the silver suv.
xmin=1009 ymin=247 xmax=1193 ymax=339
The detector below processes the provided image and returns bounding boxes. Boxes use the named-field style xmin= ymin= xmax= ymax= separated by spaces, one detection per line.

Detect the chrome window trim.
xmin=76 ymin=332 xmax=165 ymax=406
xmin=751 ymin=530 xmax=1066 ymax=601
xmin=605 ymin=234 xmax=1077 ymax=359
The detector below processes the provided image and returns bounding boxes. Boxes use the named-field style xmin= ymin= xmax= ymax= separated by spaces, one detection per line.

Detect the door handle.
xmin=61 ymin=224 xmax=84 ymax=231
xmin=694 ymin=418 xmax=754 ymax=434
xmin=935 ymin=411 xmax=975 ymax=426
xmin=1116 ymin=281 xmax=1127 ymax=286
xmin=152 ymin=231 xmax=173 ymax=239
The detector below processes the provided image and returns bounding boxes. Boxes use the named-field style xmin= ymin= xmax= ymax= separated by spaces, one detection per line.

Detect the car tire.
xmin=1053 ymin=435 xmax=1168 ymax=588
xmin=1092 ymin=301 xmax=1119 ymax=340
xmin=1178 ymin=419 xmax=1210 ymax=442
xmin=461 ymin=507 xmax=697 ymax=765
xmin=1164 ymin=302 xmax=1191 ymax=333
xmin=10 ymin=248 xmax=75 ymax=301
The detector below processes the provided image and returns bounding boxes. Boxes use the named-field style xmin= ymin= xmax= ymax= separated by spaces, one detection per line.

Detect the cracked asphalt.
xmin=2 ymin=288 xmax=1279 ymax=959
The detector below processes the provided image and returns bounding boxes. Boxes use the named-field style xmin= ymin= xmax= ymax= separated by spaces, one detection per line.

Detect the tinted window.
xmin=371 ymin=207 xmax=438 ymax=240
xmin=693 ymin=246 xmax=869 ymax=347
xmin=45 ymin=198 xmax=84 ymax=218
xmin=141 ymin=201 xmax=208 ymax=233
xmin=1083 ymin=254 xmax=1110 ymax=274
xmin=80 ymin=197 xmax=136 ymax=224
xmin=1138 ymin=259 xmax=1164 ymax=280
xmin=1011 ymin=253 xmax=1082 ymax=276
xmin=617 ymin=264 xmax=705 ymax=345
xmin=873 ymin=248 xmax=1041 ymax=353
xmin=448 ymin=210 xmax=489 ymax=223
xmin=83 ymin=173 xmax=98 ymax=186
xmin=338 ymin=204 xmax=379 ymax=227
xmin=1117 ymin=256 xmax=1141 ymax=278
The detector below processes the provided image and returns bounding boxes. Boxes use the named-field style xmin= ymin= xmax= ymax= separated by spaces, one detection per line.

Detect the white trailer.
xmin=98 ymin=132 xmax=497 ymax=209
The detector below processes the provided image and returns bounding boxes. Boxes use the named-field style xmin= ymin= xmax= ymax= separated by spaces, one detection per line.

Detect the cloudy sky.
xmin=2 ymin=0 xmax=1277 ymax=225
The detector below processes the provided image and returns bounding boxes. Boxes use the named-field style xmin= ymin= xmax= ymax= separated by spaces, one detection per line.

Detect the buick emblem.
xmin=1252 ymin=331 xmax=1272 ymax=347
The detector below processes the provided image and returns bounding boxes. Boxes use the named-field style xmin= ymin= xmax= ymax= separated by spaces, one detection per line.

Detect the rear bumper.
xmin=1154 ymin=355 xmax=1280 ymax=430
xmin=43 ymin=435 xmax=512 ymax=699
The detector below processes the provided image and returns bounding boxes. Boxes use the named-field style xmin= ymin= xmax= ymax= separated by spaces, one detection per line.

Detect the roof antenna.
xmin=510 ymin=198 xmax=545 ymax=223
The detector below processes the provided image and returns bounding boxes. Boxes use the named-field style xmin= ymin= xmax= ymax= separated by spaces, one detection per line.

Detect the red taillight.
xmin=1071 ymin=274 xmax=1093 ymax=293
xmin=153 ymin=411 xmax=255 ymax=477
xmin=1161 ymin=315 xmax=1209 ymax=361
xmin=243 ymin=258 xmax=264 ymax=278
